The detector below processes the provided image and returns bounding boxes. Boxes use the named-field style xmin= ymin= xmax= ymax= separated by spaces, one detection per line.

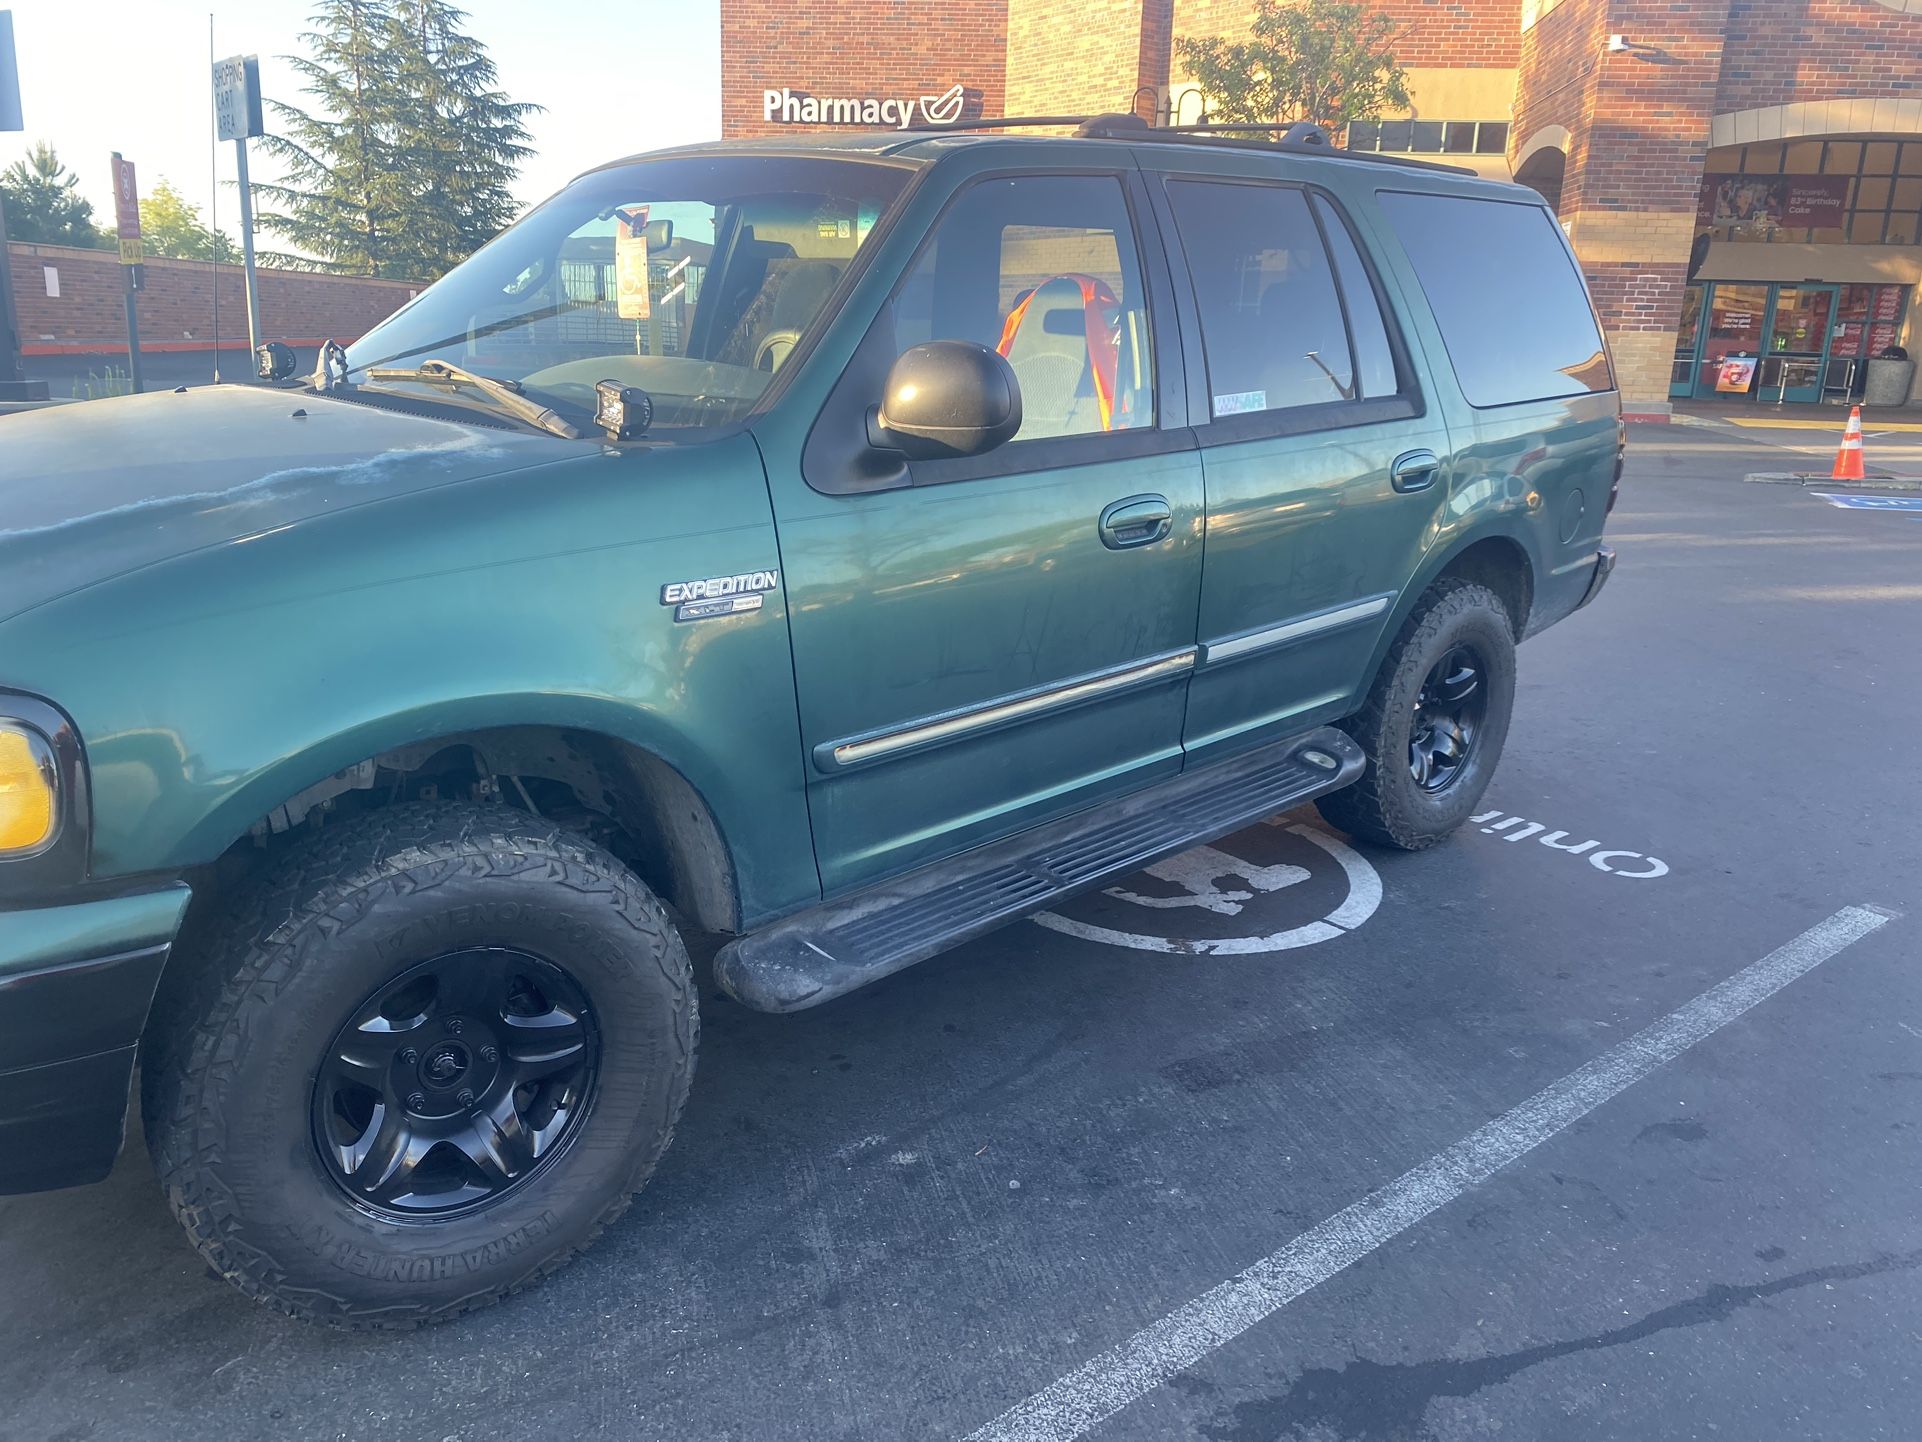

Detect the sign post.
xmin=213 ymin=54 xmax=265 ymax=362
xmin=0 ymin=8 xmax=47 ymax=402
xmin=111 ymin=152 xmax=144 ymax=393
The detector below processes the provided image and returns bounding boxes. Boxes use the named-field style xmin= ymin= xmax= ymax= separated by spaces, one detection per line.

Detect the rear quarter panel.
xmin=1332 ymin=169 xmax=1620 ymax=648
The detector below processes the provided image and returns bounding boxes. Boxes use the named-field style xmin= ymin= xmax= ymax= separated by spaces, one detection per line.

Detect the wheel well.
xmin=1434 ymin=536 xmax=1533 ymax=638
xmin=189 ymin=726 xmax=741 ymax=937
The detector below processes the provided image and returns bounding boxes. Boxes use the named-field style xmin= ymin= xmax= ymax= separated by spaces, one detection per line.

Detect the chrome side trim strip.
xmin=825 ymin=648 xmax=1198 ymax=770
xmin=1201 ymin=594 xmax=1393 ymax=665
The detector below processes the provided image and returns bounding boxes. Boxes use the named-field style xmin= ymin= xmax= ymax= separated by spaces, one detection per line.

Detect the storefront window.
xmin=1698 ymin=138 xmax=1922 ymax=245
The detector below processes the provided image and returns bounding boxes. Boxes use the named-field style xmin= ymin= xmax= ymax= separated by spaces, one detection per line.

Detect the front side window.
xmin=344 ymin=156 xmax=912 ymax=434
xmin=1164 ymin=180 xmax=1363 ymax=417
xmin=891 ymin=174 xmax=1154 ymax=441
xmin=1378 ymin=190 xmax=1612 ymax=407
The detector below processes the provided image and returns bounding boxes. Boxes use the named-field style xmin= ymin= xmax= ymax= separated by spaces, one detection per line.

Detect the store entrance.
xmin=1765 ymin=283 xmax=1836 ymax=402
xmin=1673 ymin=279 xmax=1910 ymax=403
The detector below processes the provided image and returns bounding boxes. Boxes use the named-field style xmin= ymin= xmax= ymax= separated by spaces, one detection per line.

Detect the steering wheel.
xmin=754 ymin=330 xmax=804 ymax=372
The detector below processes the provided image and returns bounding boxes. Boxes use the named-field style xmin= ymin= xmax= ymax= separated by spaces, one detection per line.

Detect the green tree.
xmin=0 ymin=142 xmax=112 ymax=248
xmin=254 ymin=0 xmax=535 ymax=280
xmin=254 ymin=0 xmax=401 ymax=275
xmin=1175 ymin=0 xmax=1411 ymax=133
xmin=382 ymin=0 xmax=536 ymax=279
xmin=138 ymin=179 xmax=239 ymax=262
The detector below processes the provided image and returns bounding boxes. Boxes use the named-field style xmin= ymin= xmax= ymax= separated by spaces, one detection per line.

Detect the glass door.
xmin=1762 ymin=283 xmax=1837 ymax=403
xmin=1671 ymin=283 xmax=1704 ymax=399
xmin=1693 ymin=282 xmax=1769 ymax=398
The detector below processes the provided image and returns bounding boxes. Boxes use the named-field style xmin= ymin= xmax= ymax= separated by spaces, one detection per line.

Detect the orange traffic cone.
xmin=1831 ymin=405 xmax=1867 ymax=481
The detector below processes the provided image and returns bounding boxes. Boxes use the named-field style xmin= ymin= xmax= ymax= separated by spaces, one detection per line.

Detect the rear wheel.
xmin=1316 ymin=579 xmax=1516 ymax=850
xmin=143 ymin=802 xmax=696 ymax=1328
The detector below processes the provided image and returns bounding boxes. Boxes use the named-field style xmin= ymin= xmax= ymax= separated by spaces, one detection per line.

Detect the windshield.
xmin=345 ymin=155 xmax=914 ymax=434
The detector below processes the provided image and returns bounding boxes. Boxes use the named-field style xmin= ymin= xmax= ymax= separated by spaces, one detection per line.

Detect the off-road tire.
xmin=1316 ymin=579 xmax=1516 ymax=850
xmin=142 ymin=801 xmax=696 ymax=1329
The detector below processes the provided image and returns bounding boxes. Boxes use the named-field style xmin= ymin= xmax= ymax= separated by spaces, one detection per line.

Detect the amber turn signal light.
xmin=0 ymin=724 xmax=59 ymax=854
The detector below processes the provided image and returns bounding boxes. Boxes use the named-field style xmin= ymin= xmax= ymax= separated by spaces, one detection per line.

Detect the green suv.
xmin=0 ymin=118 xmax=1618 ymax=1325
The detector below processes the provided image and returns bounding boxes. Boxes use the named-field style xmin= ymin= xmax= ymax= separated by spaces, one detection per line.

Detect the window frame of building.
xmin=1700 ymin=138 xmax=1922 ymax=246
xmin=1346 ymin=120 xmax=1510 ymax=156
xmin=801 ymin=166 xmax=1192 ymax=496
xmin=1148 ymin=173 xmax=1424 ymax=447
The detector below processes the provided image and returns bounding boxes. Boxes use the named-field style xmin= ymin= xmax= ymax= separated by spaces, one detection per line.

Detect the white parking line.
xmin=962 ymin=904 xmax=1897 ymax=1442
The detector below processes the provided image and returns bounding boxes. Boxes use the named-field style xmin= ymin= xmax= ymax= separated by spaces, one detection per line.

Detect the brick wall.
xmin=1718 ymin=0 xmax=1922 ymax=114
xmin=721 ymin=0 xmax=1008 ymax=138
xmin=9 ymin=243 xmax=419 ymax=352
xmin=1005 ymin=0 xmax=1173 ymax=117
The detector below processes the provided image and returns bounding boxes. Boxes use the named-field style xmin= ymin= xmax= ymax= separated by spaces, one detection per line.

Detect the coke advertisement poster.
xmin=1698 ymin=173 xmax=1851 ymax=234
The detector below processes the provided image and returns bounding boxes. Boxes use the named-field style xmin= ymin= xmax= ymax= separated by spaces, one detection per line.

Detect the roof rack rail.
xmin=899 ymin=113 xmax=1477 ymax=174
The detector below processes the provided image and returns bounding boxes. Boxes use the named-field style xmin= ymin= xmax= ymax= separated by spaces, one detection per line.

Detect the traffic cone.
xmin=1831 ymin=406 xmax=1867 ymax=481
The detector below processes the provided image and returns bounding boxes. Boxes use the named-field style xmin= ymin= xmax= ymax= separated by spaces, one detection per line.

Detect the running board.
xmin=714 ymin=726 xmax=1365 ymax=1013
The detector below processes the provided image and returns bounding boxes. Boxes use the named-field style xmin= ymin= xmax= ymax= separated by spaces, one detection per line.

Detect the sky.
xmin=1 ymin=0 xmax=723 ymax=235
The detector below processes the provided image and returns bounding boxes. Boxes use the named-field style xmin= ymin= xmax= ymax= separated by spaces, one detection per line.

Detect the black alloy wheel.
xmin=312 ymin=946 xmax=599 ymax=1218
xmin=1408 ymin=643 xmax=1487 ymax=793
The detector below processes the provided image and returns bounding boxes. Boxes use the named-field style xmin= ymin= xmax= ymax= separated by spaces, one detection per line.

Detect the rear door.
xmin=764 ymin=165 xmax=1205 ymax=895
xmin=1142 ymin=159 xmax=1457 ymax=765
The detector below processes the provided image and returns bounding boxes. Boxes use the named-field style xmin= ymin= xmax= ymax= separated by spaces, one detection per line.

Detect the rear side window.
xmin=1379 ymin=191 xmax=1612 ymax=406
xmin=1166 ymin=180 xmax=1364 ymax=416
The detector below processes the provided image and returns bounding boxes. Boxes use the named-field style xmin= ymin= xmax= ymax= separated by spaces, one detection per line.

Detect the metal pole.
xmin=0 ymin=187 xmax=24 ymax=389
xmin=233 ymin=136 xmax=261 ymax=357
xmin=123 ymin=267 xmax=144 ymax=394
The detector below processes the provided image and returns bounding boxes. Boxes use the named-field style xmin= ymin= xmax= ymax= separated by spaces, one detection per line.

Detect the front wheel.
xmin=142 ymin=802 xmax=696 ymax=1328
xmin=1316 ymin=579 xmax=1516 ymax=850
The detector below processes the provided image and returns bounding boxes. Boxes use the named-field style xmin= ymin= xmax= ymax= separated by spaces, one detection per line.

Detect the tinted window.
xmin=1166 ymin=180 xmax=1356 ymax=416
xmin=1379 ymin=191 xmax=1612 ymax=406
xmin=1312 ymin=194 xmax=1399 ymax=400
xmin=893 ymin=175 xmax=1153 ymax=440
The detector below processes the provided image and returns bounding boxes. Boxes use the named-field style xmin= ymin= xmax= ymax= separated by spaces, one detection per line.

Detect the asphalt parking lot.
xmin=3 ymin=421 xmax=1919 ymax=1442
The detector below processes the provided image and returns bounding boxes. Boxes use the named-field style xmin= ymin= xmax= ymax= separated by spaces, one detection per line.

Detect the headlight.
xmin=0 ymin=722 xmax=60 ymax=855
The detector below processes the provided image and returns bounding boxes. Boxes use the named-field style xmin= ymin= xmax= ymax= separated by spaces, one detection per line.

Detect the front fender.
xmin=0 ymin=435 xmax=822 ymax=923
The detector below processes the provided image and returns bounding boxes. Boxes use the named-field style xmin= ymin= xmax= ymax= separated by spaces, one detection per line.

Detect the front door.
xmin=1694 ymin=282 xmax=1771 ymax=398
xmin=1764 ymin=283 xmax=1838 ymax=403
xmin=767 ymin=171 xmax=1204 ymax=895
xmin=1144 ymin=169 xmax=1453 ymax=762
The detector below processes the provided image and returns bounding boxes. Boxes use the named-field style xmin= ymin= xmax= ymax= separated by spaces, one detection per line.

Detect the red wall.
xmin=9 ymin=243 xmax=419 ymax=353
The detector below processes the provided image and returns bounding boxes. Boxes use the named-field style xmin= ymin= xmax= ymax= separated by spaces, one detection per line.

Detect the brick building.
xmin=720 ymin=0 xmax=1922 ymax=412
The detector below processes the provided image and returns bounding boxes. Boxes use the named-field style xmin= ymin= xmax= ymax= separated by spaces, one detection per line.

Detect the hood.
xmin=0 ymin=385 xmax=582 ymax=623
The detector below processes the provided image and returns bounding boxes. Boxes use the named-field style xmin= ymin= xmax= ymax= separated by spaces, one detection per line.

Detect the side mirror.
xmin=870 ymin=340 xmax=1022 ymax=461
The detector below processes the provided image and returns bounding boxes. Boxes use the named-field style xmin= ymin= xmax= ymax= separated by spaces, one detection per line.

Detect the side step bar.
xmin=714 ymin=726 xmax=1365 ymax=1014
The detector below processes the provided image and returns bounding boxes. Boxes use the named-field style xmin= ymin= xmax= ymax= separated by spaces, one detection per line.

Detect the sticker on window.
xmin=615 ymin=206 xmax=651 ymax=321
xmin=1213 ymin=390 xmax=1268 ymax=417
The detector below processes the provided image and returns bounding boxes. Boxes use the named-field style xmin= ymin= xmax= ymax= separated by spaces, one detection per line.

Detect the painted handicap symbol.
xmin=1033 ymin=818 xmax=1381 ymax=954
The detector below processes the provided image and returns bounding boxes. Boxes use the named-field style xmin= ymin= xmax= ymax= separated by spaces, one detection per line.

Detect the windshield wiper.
xmin=361 ymin=359 xmax=582 ymax=440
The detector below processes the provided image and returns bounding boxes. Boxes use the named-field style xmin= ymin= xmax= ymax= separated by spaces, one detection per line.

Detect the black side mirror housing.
xmin=870 ymin=340 xmax=1023 ymax=461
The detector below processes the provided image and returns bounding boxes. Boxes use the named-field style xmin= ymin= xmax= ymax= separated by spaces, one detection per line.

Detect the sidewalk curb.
xmin=1744 ymin=471 xmax=1922 ymax=490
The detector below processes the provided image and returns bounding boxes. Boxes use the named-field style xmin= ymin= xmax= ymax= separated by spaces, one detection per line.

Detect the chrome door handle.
xmin=1391 ymin=450 xmax=1440 ymax=493
xmin=1099 ymin=494 xmax=1174 ymax=549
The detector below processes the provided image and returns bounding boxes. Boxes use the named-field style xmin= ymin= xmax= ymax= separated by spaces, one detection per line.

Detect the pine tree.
xmin=382 ymin=0 xmax=536 ymax=280
xmin=0 ymin=142 xmax=111 ymax=249
xmin=252 ymin=0 xmax=535 ymax=280
xmin=253 ymin=0 xmax=398 ymax=275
